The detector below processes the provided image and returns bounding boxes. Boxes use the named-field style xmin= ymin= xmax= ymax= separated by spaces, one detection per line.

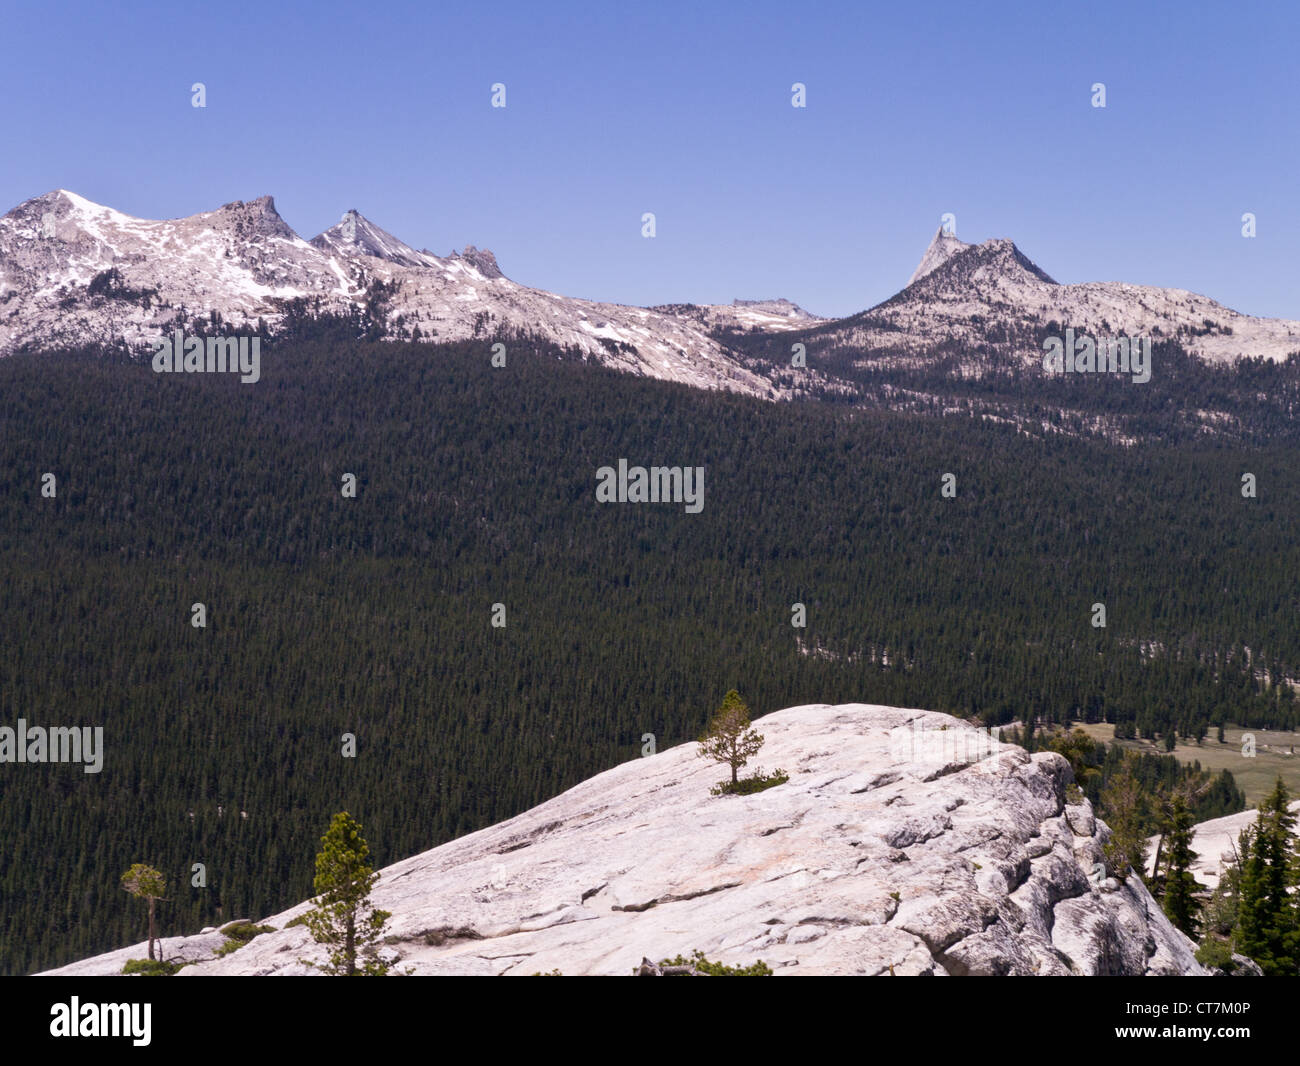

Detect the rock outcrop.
xmin=40 ymin=703 xmax=1205 ymax=976
xmin=1146 ymin=799 xmax=1300 ymax=890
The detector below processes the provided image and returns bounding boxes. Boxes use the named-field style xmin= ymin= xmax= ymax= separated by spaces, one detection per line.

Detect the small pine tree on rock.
xmin=304 ymin=812 xmax=392 ymax=976
xmin=699 ymin=690 xmax=764 ymax=788
xmin=120 ymin=864 xmax=167 ymax=962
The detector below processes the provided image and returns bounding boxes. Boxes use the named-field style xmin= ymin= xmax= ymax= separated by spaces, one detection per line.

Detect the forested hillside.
xmin=724 ymin=318 xmax=1300 ymax=444
xmin=1 ymin=325 xmax=1295 ymax=972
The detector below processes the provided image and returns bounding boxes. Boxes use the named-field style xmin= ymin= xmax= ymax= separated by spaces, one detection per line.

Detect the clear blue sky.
xmin=5 ymin=0 xmax=1298 ymax=319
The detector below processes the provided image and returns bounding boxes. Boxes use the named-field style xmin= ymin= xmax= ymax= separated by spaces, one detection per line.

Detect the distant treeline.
xmin=723 ymin=317 xmax=1300 ymax=444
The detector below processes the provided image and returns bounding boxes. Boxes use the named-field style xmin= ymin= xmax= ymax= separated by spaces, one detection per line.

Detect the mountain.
xmin=41 ymin=704 xmax=1205 ymax=977
xmin=798 ymin=231 xmax=1300 ymax=377
xmin=0 ymin=190 xmax=355 ymax=356
xmin=701 ymin=227 xmax=1300 ymax=441
xmin=0 ymin=191 xmax=776 ymax=398
xmin=5 ymin=189 xmax=1300 ymax=429
xmin=308 ymin=208 xmax=441 ymax=269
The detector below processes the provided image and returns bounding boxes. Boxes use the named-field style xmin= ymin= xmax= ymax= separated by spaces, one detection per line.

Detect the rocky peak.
xmin=900 ymin=234 xmax=1058 ymax=299
xmin=10 ymin=188 xmax=73 ymax=219
xmin=3 ymin=190 xmax=133 ymax=244
xmin=970 ymin=237 xmax=1058 ymax=285
xmin=209 ymin=195 xmax=297 ymax=242
xmin=310 ymin=209 xmax=434 ymax=268
xmin=907 ymin=225 xmax=971 ymax=286
xmin=339 ymin=208 xmax=363 ymax=239
xmin=455 ymin=244 xmax=503 ymax=280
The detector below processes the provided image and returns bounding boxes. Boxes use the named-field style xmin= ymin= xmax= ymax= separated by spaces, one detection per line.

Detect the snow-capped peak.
xmin=0 ymin=189 xmax=777 ymax=398
xmin=52 ymin=189 xmax=103 ymax=212
xmin=310 ymin=209 xmax=438 ymax=269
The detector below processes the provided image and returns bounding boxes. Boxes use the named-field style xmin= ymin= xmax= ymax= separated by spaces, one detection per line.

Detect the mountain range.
xmin=0 ymin=190 xmax=791 ymax=396
xmin=4 ymin=190 xmax=1298 ymax=402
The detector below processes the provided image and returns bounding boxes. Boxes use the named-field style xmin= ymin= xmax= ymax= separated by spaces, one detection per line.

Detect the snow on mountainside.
xmin=811 ymin=228 xmax=1300 ymax=375
xmin=0 ymin=191 xmax=777 ymax=398
xmin=309 ymin=208 xmax=441 ymax=269
xmin=42 ymin=703 xmax=1205 ymax=977
xmin=4 ymin=190 xmax=1299 ymax=404
xmin=0 ymin=190 xmax=358 ymax=355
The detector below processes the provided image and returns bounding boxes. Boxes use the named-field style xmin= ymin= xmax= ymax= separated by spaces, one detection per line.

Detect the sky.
xmin=4 ymin=0 xmax=1298 ymax=320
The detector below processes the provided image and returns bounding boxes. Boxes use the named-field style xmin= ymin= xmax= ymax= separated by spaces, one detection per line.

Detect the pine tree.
xmin=1235 ymin=778 xmax=1298 ymax=975
xmin=1161 ymin=793 xmax=1201 ymax=936
xmin=1099 ymin=756 xmax=1148 ymax=881
xmin=120 ymin=864 xmax=166 ymax=961
xmin=304 ymin=812 xmax=392 ymax=976
xmin=699 ymin=690 xmax=764 ymax=787
xmin=1047 ymin=728 xmax=1101 ymax=792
